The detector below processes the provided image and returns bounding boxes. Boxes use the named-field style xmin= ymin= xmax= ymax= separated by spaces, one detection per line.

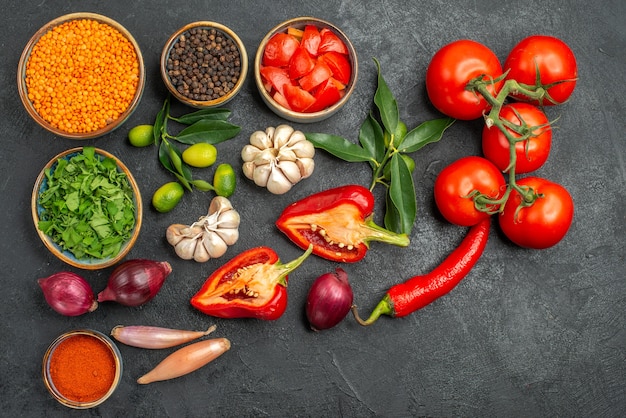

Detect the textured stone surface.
xmin=1 ymin=0 xmax=624 ymax=416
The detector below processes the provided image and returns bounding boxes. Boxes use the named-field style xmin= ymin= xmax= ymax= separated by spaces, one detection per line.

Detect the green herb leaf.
xmin=172 ymin=108 xmax=232 ymax=124
xmin=387 ymin=153 xmax=417 ymax=235
xmin=190 ymin=179 xmax=215 ymax=192
xmin=373 ymin=58 xmax=399 ymax=136
xmin=305 ymin=133 xmax=373 ymax=162
xmin=399 ymin=117 xmax=455 ymax=153
xmin=153 ymin=99 xmax=169 ymax=146
xmin=174 ymin=120 xmax=241 ymax=145
xmin=359 ymin=113 xmax=385 ymax=168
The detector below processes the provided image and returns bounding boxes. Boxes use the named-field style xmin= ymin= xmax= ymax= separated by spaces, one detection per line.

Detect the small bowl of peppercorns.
xmin=161 ymin=21 xmax=248 ymax=108
xmin=254 ymin=17 xmax=358 ymax=123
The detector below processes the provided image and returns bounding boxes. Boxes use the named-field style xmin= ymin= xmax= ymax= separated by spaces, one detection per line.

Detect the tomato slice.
xmin=263 ymin=33 xmax=300 ymax=67
xmin=288 ymin=46 xmax=316 ymax=80
xmin=319 ymin=51 xmax=351 ymax=85
xmin=272 ymin=91 xmax=291 ymax=110
xmin=301 ymin=25 xmax=321 ymax=56
xmin=260 ymin=66 xmax=292 ymax=97
xmin=298 ymin=60 xmax=333 ymax=92
xmin=318 ymin=28 xmax=348 ymax=55
xmin=284 ymin=84 xmax=316 ymax=112
xmin=307 ymin=78 xmax=342 ymax=112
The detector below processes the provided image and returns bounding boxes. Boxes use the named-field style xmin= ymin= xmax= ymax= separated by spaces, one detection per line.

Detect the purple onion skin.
xmin=306 ymin=268 xmax=354 ymax=331
xmin=98 ymin=259 xmax=172 ymax=307
xmin=38 ymin=272 xmax=98 ymax=316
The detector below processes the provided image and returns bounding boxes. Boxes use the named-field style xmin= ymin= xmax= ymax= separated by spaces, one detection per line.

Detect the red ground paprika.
xmin=48 ymin=334 xmax=116 ymax=402
xmin=276 ymin=184 xmax=409 ymax=263
xmin=191 ymin=245 xmax=312 ymax=320
xmin=352 ymin=218 xmax=490 ymax=325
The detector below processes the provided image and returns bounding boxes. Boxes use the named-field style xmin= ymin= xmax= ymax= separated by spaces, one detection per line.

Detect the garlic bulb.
xmin=241 ymin=125 xmax=315 ymax=194
xmin=166 ymin=196 xmax=240 ymax=262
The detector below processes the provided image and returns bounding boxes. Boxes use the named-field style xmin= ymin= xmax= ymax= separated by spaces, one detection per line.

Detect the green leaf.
xmin=384 ymin=192 xmax=403 ymax=235
xmin=387 ymin=153 xmax=417 ymax=235
xmin=305 ymin=133 xmax=373 ymax=163
xmin=359 ymin=113 xmax=385 ymax=167
xmin=153 ymin=98 xmax=169 ymax=145
xmin=190 ymin=179 xmax=215 ymax=192
xmin=399 ymin=117 xmax=455 ymax=153
xmin=373 ymin=58 xmax=399 ymax=136
xmin=174 ymin=120 xmax=241 ymax=145
xmin=172 ymin=108 xmax=232 ymax=124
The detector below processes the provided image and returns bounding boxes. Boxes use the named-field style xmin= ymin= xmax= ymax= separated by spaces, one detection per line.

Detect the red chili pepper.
xmin=275 ymin=184 xmax=409 ymax=263
xmin=352 ymin=218 xmax=490 ymax=325
xmin=190 ymin=245 xmax=312 ymax=320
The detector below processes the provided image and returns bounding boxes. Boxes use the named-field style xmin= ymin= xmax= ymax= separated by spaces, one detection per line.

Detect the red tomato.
xmin=284 ymin=84 xmax=316 ymax=112
xmin=263 ymin=33 xmax=300 ymax=67
xmin=301 ymin=25 xmax=321 ymax=56
xmin=319 ymin=51 xmax=351 ymax=85
xmin=289 ymin=47 xmax=316 ymax=79
xmin=298 ymin=60 xmax=333 ymax=92
xmin=318 ymin=28 xmax=349 ymax=55
xmin=426 ymin=39 xmax=503 ymax=120
xmin=260 ymin=66 xmax=292 ymax=96
xmin=499 ymin=177 xmax=574 ymax=249
xmin=434 ymin=156 xmax=506 ymax=226
xmin=504 ymin=35 xmax=577 ymax=105
xmin=307 ymin=78 xmax=342 ymax=112
xmin=482 ymin=102 xmax=552 ymax=174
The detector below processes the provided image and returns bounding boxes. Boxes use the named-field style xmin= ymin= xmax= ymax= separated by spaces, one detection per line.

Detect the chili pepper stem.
xmin=363 ymin=219 xmax=410 ymax=247
xmin=276 ymin=244 xmax=313 ymax=286
xmin=351 ymin=295 xmax=394 ymax=326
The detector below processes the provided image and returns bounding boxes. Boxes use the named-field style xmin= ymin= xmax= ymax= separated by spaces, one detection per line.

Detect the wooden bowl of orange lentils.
xmin=17 ymin=13 xmax=145 ymax=139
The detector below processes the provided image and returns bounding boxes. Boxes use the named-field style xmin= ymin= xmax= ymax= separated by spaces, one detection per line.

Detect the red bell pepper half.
xmin=190 ymin=245 xmax=313 ymax=320
xmin=275 ymin=184 xmax=410 ymax=263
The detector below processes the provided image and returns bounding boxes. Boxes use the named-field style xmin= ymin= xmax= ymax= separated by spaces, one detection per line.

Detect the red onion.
xmin=38 ymin=272 xmax=98 ymax=316
xmin=306 ymin=268 xmax=353 ymax=331
xmin=97 ymin=259 xmax=172 ymax=307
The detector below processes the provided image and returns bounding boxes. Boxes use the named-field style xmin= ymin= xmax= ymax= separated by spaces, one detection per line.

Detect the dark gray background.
xmin=2 ymin=0 xmax=624 ymax=416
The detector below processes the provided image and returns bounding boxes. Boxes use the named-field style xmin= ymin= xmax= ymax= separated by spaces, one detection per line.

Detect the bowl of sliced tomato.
xmin=254 ymin=17 xmax=358 ymax=123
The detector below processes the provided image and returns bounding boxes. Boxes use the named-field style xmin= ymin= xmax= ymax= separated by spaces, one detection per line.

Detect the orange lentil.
xmin=25 ymin=19 xmax=139 ymax=134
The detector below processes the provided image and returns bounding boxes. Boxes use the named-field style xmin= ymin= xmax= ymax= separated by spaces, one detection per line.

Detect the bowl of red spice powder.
xmin=17 ymin=12 xmax=146 ymax=139
xmin=160 ymin=21 xmax=248 ymax=108
xmin=42 ymin=329 xmax=122 ymax=409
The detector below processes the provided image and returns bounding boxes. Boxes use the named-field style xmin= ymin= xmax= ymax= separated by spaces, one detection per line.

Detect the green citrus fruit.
xmin=182 ymin=143 xmax=218 ymax=168
xmin=213 ymin=163 xmax=236 ymax=197
xmin=152 ymin=182 xmax=184 ymax=213
xmin=128 ymin=124 xmax=155 ymax=147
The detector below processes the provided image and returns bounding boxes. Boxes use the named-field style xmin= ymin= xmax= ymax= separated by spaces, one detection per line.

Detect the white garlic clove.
xmin=242 ymin=161 xmax=256 ymax=180
xmin=166 ymin=224 xmax=187 ymax=246
xmin=193 ymin=239 xmax=211 ymax=262
xmin=241 ymin=144 xmax=261 ymax=162
xmin=216 ymin=228 xmax=240 ymax=246
xmin=266 ymin=168 xmax=293 ymax=194
xmin=264 ymin=126 xmax=276 ymax=141
xmin=217 ymin=209 xmax=240 ymax=229
xmin=272 ymin=124 xmax=295 ymax=148
xmin=253 ymin=164 xmax=272 ymax=187
xmin=277 ymin=160 xmax=303 ymax=184
xmin=209 ymin=196 xmax=233 ymax=215
xmin=249 ymin=130 xmax=273 ymax=150
xmin=297 ymin=158 xmax=315 ymax=179
xmin=289 ymin=139 xmax=315 ymax=159
xmin=253 ymin=148 xmax=277 ymax=166
xmin=277 ymin=148 xmax=298 ymax=162
xmin=175 ymin=237 xmax=198 ymax=260
xmin=285 ymin=130 xmax=307 ymax=147
xmin=203 ymin=231 xmax=228 ymax=258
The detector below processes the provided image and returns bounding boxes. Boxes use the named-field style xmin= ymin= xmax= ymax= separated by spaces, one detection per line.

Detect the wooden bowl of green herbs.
xmin=31 ymin=147 xmax=142 ymax=270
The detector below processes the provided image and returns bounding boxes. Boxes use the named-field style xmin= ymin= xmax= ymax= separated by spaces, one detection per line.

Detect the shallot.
xmin=38 ymin=272 xmax=98 ymax=316
xmin=97 ymin=259 xmax=172 ymax=307
xmin=306 ymin=268 xmax=354 ymax=331
xmin=111 ymin=324 xmax=217 ymax=349
xmin=137 ymin=337 xmax=231 ymax=384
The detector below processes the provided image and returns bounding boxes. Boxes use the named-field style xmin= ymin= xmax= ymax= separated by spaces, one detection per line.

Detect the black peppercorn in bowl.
xmin=161 ymin=21 xmax=248 ymax=108
xmin=254 ymin=17 xmax=358 ymax=123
